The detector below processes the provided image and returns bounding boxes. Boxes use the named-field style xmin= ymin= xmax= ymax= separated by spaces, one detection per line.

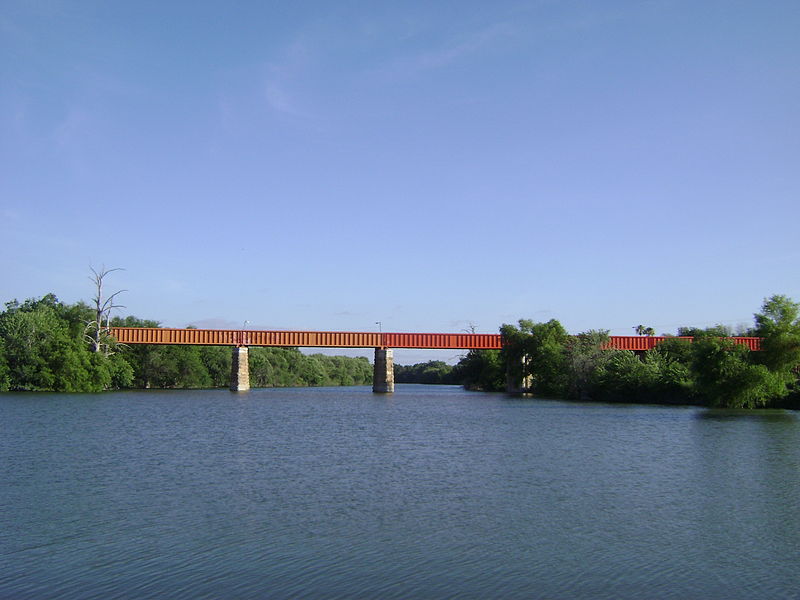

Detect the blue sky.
xmin=2 ymin=1 xmax=799 ymax=363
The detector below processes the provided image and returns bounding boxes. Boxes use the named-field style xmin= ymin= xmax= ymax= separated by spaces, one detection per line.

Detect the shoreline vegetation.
xmin=1 ymin=292 xmax=799 ymax=410
xmin=456 ymin=294 xmax=800 ymax=410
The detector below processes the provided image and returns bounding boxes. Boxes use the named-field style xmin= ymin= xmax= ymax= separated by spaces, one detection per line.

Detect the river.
xmin=2 ymin=385 xmax=799 ymax=599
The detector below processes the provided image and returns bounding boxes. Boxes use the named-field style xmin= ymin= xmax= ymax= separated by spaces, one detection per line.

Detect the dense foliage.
xmin=453 ymin=295 xmax=800 ymax=409
xmin=394 ymin=361 xmax=458 ymax=385
xmin=0 ymin=295 xmax=373 ymax=392
xmin=0 ymin=295 xmax=132 ymax=392
xmin=3 ymin=289 xmax=799 ymax=409
xmin=451 ymin=349 xmax=504 ymax=391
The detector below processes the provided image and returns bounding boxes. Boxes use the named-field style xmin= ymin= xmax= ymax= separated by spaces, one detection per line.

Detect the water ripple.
xmin=2 ymin=387 xmax=799 ymax=599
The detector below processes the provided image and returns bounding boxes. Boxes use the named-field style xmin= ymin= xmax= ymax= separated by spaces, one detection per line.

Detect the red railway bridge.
xmin=109 ymin=327 xmax=762 ymax=393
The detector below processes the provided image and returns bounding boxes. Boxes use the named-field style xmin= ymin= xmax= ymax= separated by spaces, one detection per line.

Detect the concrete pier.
xmin=506 ymin=354 xmax=533 ymax=394
xmin=230 ymin=346 xmax=250 ymax=392
xmin=373 ymin=348 xmax=394 ymax=393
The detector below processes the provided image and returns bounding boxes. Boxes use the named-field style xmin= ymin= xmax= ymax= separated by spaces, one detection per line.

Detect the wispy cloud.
xmin=333 ymin=310 xmax=364 ymax=317
xmin=262 ymin=38 xmax=316 ymax=118
xmin=417 ymin=22 xmax=514 ymax=70
xmin=0 ymin=207 xmax=20 ymax=222
xmin=381 ymin=21 xmax=516 ymax=78
xmin=219 ymin=17 xmax=515 ymax=124
xmin=214 ymin=37 xmax=319 ymax=129
xmin=264 ymin=81 xmax=306 ymax=117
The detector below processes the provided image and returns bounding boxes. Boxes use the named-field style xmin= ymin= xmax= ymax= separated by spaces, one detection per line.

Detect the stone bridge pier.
xmin=229 ymin=346 xmax=396 ymax=393
xmin=373 ymin=348 xmax=394 ymax=393
xmin=230 ymin=346 xmax=250 ymax=392
xmin=506 ymin=354 xmax=533 ymax=394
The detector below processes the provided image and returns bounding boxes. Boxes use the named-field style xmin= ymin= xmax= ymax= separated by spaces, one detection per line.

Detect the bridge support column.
xmin=506 ymin=354 xmax=533 ymax=394
xmin=230 ymin=346 xmax=250 ymax=392
xmin=373 ymin=348 xmax=394 ymax=393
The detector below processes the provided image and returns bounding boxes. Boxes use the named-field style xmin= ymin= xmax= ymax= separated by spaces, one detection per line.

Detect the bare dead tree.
xmin=85 ymin=266 xmax=126 ymax=354
xmin=456 ymin=322 xmax=479 ymax=361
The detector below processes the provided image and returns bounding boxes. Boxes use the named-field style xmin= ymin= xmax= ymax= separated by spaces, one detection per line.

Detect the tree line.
xmin=0 ymin=295 xmax=373 ymax=392
xmin=394 ymin=360 xmax=460 ymax=385
xmin=456 ymin=294 xmax=800 ymax=409
xmin=2 ymin=289 xmax=799 ymax=409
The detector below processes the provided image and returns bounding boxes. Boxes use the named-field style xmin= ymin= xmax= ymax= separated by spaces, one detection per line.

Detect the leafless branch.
xmin=86 ymin=265 xmax=126 ymax=355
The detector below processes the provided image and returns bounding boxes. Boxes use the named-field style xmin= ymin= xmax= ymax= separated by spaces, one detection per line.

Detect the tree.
xmin=643 ymin=347 xmax=693 ymax=402
xmin=134 ymin=344 xmax=211 ymax=389
xmin=0 ymin=337 xmax=10 ymax=391
xmin=565 ymin=329 xmax=610 ymax=399
xmin=654 ymin=337 xmax=694 ymax=364
xmin=86 ymin=266 xmax=126 ymax=355
xmin=453 ymin=323 xmax=504 ymax=391
xmin=677 ymin=324 xmax=733 ymax=338
xmin=690 ymin=337 xmax=784 ymax=408
xmin=752 ymin=294 xmax=800 ymax=376
xmin=453 ymin=349 xmax=504 ymax=391
xmin=199 ymin=346 xmax=231 ymax=387
xmin=501 ymin=319 xmax=569 ymax=397
xmin=395 ymin=360 xmax=458 ymax=384
xmin=0 ymin=295 xmax=117 ymax=391
xmin=590 ymin=346 xmax=694 ymax=405
xmin=592 ymin=350 xmax=656 ymax=402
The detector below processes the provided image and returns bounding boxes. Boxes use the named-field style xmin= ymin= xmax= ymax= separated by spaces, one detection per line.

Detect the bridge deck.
xmin=109 ymin=328 xmax=762 ymax=351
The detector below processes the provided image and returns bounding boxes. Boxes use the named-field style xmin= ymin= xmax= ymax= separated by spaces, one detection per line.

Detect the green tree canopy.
xmin=395 ymin=360 xmax=458 ymax=385
xmin=452 ymin=349 xmax=504 ymax=391
xmin=0 ymin=295 xmax=122 ymax=391
xmin=501 ymin=319 xmax=569 ymax=397
xmin=691 ymin=337 xmax=785 ymax=408
xmin=753 ymin=294 xmax=800 ymax=376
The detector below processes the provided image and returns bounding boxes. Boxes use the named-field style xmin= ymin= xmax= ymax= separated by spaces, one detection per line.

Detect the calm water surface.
xmin=2 ymin=385 xmax=799 ymax=599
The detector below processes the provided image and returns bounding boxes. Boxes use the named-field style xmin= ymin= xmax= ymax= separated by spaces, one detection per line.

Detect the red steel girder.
xmin=109 ymin=327 xmax=761 ymax=351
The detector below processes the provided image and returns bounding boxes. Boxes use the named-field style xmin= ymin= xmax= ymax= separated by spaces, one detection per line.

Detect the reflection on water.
xmin=1 ymin=386 xmax=799 ymax=599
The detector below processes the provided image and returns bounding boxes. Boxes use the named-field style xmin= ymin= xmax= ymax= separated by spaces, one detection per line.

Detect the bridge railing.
xmin=109 ymin=327 xmax=387 ymax=348
xmin=602 ymin=336 xmax=762 ymax=352
xmin=382 ymin=332 xmax=503 ymax=349
xmin=109 ymin=327 xmax=763 ymax=351
xmin=109 ymin=328 xmax=505 ymax=349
